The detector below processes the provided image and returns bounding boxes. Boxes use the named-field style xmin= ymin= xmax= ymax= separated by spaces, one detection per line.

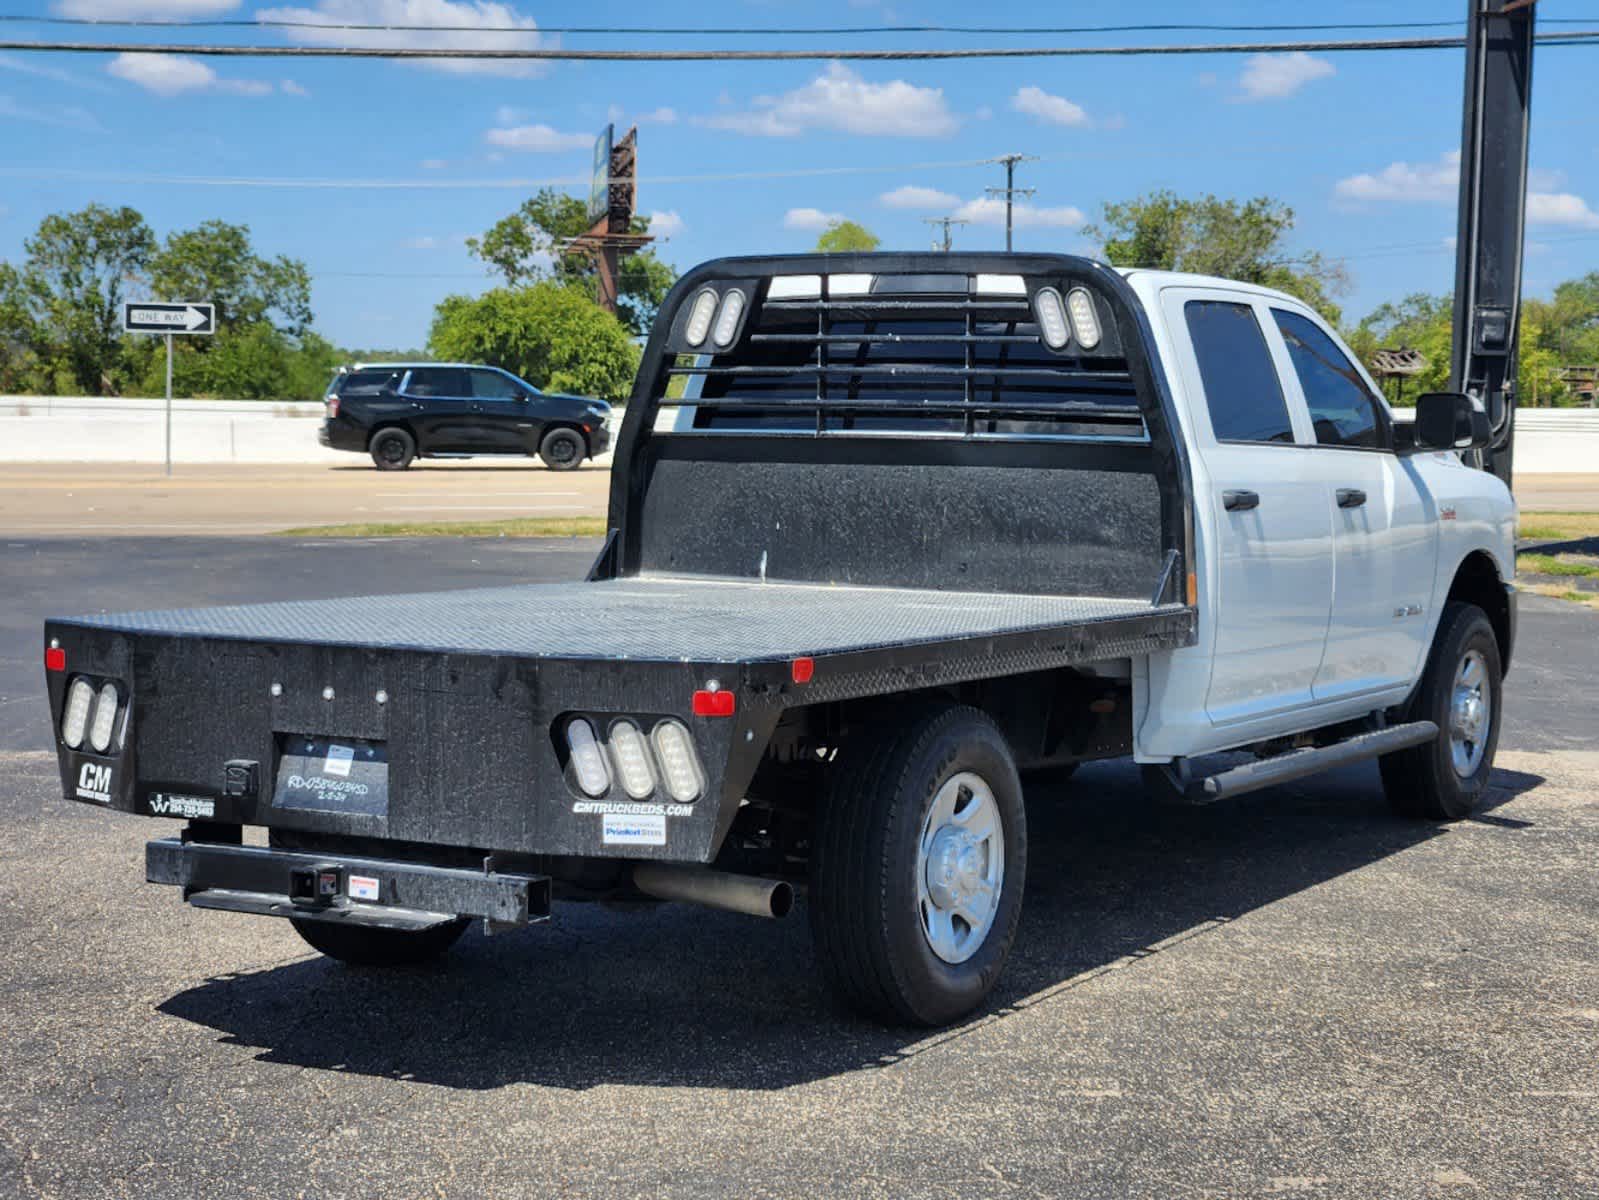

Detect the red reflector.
xmin=692 ymin=689 xmax=736 ymax=717
xmin=791 ymin=657 xmax=815 ymax=684
xmin=45 ymin=647 xmax=66 ymax=673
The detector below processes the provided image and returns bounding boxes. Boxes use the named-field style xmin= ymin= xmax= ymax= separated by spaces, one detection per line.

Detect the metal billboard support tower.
xmin=565 ymin=124 xmax=653 ymax=315
xmin=1450 ymin=0 xmax=1536 ymax=486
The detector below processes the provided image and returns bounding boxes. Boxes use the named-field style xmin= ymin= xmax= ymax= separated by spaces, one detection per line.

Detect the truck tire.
xmin=1380 ymin=601 xmax=1503 ymax=820
xmin=369 ymin=427 xmax=415 ymax=471
xmin=810 ymin=703 xmax=1026 ymax=1026
xmin=289 ymin=915 xmax=469 ymax=966
xmin=538 ymin=426 xmax=585 ymax=471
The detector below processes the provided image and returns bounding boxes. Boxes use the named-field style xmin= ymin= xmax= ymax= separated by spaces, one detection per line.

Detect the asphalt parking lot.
xmin=2 ymin=538 xmax=1597 ymax=1198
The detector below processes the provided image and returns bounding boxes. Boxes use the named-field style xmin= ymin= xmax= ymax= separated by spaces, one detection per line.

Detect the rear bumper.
xmin=146 ymin=836 xmax=551 ymax=929
xmin=320 ymin=418 xmax=366 ymax=452
xmin=589 ymin=423 xmax=612 ymax=456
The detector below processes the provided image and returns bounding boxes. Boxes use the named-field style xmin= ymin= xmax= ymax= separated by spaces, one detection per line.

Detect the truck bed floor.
xmin=65 ymin=576 xmax=1185 ymax=663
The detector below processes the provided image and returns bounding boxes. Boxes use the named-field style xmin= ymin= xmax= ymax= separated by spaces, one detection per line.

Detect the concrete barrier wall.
xmin=0 ymin=395 xmax=1594 ymax=470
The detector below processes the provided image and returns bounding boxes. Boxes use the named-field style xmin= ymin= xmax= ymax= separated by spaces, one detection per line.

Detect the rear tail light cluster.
xmin=562 ymin=716 xmax=706 ymax=803
xmin=325 ymin=394 xmax=341 ymax=418
xmin=61 ymin=675 xmax=125 ymax=754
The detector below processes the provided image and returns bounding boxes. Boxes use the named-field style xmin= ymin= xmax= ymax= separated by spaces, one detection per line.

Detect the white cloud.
xmin=0 ymin=94 xmax=102 ymax=131
xmin=1334 ymin=149 xmax=1599 ymax=228
xmin=280 ymin=79 xmax=309 ymax=95
xmin=107 ymin=53 xmax=273 ymax=97
xmin=880 ymin=185 xmax=959 ymax=210
xmin=784 ymin=207 xmax=844 ymax=231
xmin=1527 ymin=192 xmax=1599 ymax=230
xmin=1235 ymin=52 xmax=1335 ymax=101
xmin=483 ymin=123 xmax=592 ymax=152
xmin=705 ymin=63 xmax=956 ymax=138
xmin=402 ymin=235 xmax=439 ymax=250
xmin=646 ymin=210 xmax=685 ymax=237
xmin=56 ymin=0 xmax=239 ymax=15
xmin=638 ymin=106 xmax=678 ymax=125
xmin=0 ymin=52 xmax=112 ymax=91
xmin=256 ymin=0 xmax=548 ymax=78
xmin=1334 ymin=150 xmax=1460 ymax=204
xmin=495 ymin=104 xmax=529 ymax=125
xmin=1010 ymin=85 xmax=1089 ymax=128
xmin=952 ymin=196 xmax=1085 ymax=229
xmin=420 ymin=157 xmax=448 ymax=169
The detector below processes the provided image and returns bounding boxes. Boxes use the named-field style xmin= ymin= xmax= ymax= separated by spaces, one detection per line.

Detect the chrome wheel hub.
xmin=916 ymin=771 xmax=1004 ymax=965
xmin=1448 ymin=649 xmax=1491 ymax=777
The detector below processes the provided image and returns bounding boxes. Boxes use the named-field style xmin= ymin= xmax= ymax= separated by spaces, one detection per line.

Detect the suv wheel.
xmin=538 ymin=426 xmax=585 ymax=471
xmin=369 ymin=427 xmax=415 ymax=471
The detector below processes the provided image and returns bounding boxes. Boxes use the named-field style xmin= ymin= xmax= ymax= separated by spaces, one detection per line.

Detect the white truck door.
xmin=1163 ymin=290 xmax=1335 ymax=724
xmin=1264 ymin=306 xmax=1435 ymax=700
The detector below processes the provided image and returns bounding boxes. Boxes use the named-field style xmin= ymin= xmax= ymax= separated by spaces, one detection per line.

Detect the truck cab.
xmin=43 ymin=253 xmax=1516 ymax=1027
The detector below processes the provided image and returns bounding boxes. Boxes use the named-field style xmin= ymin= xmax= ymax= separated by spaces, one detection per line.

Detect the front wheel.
xmin=538 ymin=426 xmax=586 ymax=471
xmin=1380 ymin=601 xmax=1503 ymax=819
xmin=810 ymin=703 xmax=1026 ymax=1026
xmin=289 ymin=916 xmax=469 ymax=966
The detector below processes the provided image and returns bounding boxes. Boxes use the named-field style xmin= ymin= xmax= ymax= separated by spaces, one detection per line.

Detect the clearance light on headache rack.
xmin=608 ymin=719 xmax=657 ymax=800
xmin=61 ymin=677 xmax=93 ymax=750
xmin=692 ymin=689 xmax=736 ymax=717
xmin=683 ymin=287 xmax=719 ymax=347
xmin=564 ymin=718 xmax=611 ymax=798
xmin=1066 ymin=287 xmax=1103 ymax=350
xmin=711 ymin=288 xmax=747 ymax=348
xmin=651 ymin=720 xmax=706 ymax=803
xmin=45 ymin=645 xmax=66 ymax=673
xmin=1033 ymin=287 xmax=1070 ymax=349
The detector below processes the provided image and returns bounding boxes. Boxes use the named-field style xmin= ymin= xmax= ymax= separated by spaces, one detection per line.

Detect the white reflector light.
xmin=684 ymin=288 xmax=718 ymax=346
xmin=1034 ymin=287 xmax=1070 ymax=349
xmin=651 ymin=719 xmax=706 ymax=803
xmin=767 ymin=274 xmax=821 ymax=300
xmin=975 ymin=273 xmax=1027 ymax=296
xmin=1066 ymin=287 xmax=1102 ymax=350
xmin=608 ymin=719 xmax=657 ymax=799
xmin=565 ymin=718 xmax=610 ymax=797
xmin=89 ymin=682 xmax=119 ymax=754
xmin=61 ymin=677 xmax=93 ymax=750
xmin=711 ymin=288 xmax=746 ymax=348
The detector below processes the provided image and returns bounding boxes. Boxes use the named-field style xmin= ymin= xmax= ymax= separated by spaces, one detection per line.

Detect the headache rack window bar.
xmin=761 ymin=297 xmax=1033 ymax=314
xmin=677 ymin=397 xmax=1142 ymax=419
xmin=668 ymin=363 xmax=1134 ymax=382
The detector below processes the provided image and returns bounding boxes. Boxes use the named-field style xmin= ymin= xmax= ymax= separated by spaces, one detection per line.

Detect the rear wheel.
xmin=810 ymin=703 xmax=1026 ymax=1026
xmin=289 ymin=916 xmax=469 ymax=966
xmin=1380 ymin=601 xmax=1503 ymax=819
xmin=369 ymin=427 xmax=415 ymax=471
xmin=538 ymin=426 xmax=585 ymax=471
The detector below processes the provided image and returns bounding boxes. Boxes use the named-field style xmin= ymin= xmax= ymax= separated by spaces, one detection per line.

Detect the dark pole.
xmin=1450 ymin=0 xmax=1535 ymax=486
xmin=984 ymin=154 xmax=1036 ymax=253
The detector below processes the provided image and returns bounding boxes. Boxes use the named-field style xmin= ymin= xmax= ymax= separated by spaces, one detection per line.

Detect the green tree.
xmin=467 ymin=187 xmax=676 ymax=335
xmin=1084 ymin=190 xmax=1348 ymax=324
xmin=17 ymin=204 xmax=156 ymax=394
xmin=428 ymin=281 xmax=640 ymax=400
xmin=150 ymin=220 xmax=313 ymax=336
xmin=1346 ymin=293 xmax=1455 ymax=401
xmin=815 ymin=219 xmax=881 ymax=253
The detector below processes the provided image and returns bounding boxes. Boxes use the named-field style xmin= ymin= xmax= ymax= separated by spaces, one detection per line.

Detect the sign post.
xmin=122 ymin=301 xmax=215 ymax=476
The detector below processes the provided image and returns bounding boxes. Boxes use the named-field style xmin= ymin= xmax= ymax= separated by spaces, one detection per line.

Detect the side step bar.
xmin=1195 ymin=721 xmax=1439 ymax=803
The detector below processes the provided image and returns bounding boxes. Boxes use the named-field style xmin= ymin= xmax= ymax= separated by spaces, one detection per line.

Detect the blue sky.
xmin=3 ymin=0 xmax=1598 ymax=349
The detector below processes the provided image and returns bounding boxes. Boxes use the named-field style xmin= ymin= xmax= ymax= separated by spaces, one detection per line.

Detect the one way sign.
xmin=123 ymin=301 xmax=215 ymax=335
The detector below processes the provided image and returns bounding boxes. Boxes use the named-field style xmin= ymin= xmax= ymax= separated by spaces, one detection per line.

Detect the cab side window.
xmin=406 ymin=367 xmax=470 ymax=398
xmin=1272 ymin=310 xmax=1385 ymax=449
xmin=1183 ymin=300 xmax=1295 ymax=444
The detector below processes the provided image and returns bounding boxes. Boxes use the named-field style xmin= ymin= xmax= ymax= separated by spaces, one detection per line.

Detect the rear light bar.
xmin=561 ymin=715 xmax=707 ymax=803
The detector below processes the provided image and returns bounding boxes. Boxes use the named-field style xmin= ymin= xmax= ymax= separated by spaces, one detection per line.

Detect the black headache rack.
xmin=43 ymin=252 xmax=1197 ymax=876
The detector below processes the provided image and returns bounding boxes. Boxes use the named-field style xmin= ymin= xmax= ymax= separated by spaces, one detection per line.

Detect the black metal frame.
xmin=602 ymin=253 xmax=1196 ymax=604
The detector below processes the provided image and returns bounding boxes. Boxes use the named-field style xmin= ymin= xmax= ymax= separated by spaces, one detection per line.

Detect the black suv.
xmin=319 ymin=362 xmax=613 ymax=471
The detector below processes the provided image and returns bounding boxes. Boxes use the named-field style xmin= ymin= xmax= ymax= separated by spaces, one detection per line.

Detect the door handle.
xmin=1336 ymin=488 xmax=1367 ymax=509
xmin=1223 ymin=489 xmax=1260 ymax=512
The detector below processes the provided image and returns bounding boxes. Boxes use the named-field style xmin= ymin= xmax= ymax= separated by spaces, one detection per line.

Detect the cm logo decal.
xmin=76 ymin=761 xmax=113 ymax=804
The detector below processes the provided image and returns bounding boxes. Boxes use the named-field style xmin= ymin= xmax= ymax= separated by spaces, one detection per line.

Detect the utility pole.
xmin=985 ymin=153 xmax=1037 ymax=251
xmin=922 ymin=216 xmax=969 ymax=253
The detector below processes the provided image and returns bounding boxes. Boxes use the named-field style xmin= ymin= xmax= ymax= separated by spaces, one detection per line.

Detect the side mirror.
xmin=1413 ymin=391 xmax=1491 ymax=451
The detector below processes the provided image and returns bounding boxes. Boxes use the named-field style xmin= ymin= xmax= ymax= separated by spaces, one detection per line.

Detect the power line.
xmin=8 ymin=14 xmax=1599 ymax=36
xmin=984 ymin=155 xmax=1037 ymax=253
xmin=4 ymin=31 xmax=1599 ymax=63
